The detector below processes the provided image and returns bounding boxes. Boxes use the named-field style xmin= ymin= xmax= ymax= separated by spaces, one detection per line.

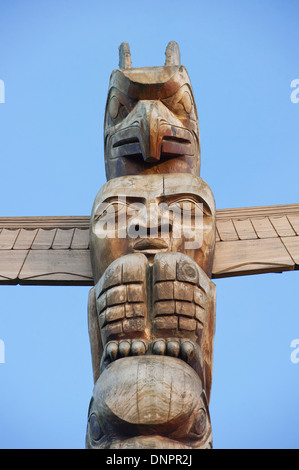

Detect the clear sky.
xmin=0 ymin=0 xmax=298 ymax=449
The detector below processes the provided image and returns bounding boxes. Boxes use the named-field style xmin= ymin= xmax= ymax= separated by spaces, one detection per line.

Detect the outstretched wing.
xmin=213 ymin=203 xmax=299 ymax=277
xmin=0 ymin=203 xmax=298 ymax=285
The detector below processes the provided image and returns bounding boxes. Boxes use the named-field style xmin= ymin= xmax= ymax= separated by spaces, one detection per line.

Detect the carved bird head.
xmin=104 ymin=41 xmax=201 ymax=180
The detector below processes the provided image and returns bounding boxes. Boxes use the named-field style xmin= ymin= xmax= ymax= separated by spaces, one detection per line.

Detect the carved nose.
xmin=127 ymin=203 xmax=173 ymax=238
xmin=138 ymin=100 xmax=163 ymax=162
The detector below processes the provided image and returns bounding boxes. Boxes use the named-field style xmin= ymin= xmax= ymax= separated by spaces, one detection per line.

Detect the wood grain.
xmin=0 ymin=203 xmax=298 ymax=284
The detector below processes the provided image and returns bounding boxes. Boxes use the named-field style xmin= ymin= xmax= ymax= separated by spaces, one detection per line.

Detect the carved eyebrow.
xmin=97 ymin=195 xmax=146 ymax=207
xmin=161 ymin=83 xmax=195 ymax=108
xmin=107 ymin=87 xmax=136 ymax=106
xmin=158 ymin=194 xmax=211 ymax=215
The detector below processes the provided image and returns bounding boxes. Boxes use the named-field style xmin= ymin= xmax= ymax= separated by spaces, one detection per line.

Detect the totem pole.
xmin=85 ymin=41 xmax=217 ymax=449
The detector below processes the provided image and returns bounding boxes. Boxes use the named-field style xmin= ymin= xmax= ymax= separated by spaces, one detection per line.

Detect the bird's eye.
xmin=108 ymin=96 xmax=120 ymax=119
xmin=161 ymin=85 xmax=194 ymax=118
xmin=108 ymin=95 xmax=129 ymax=122
xmin=88 ymin=412 xmax=103 ymax=441
xmin=192 ymin=408 xmax=207 ymax=437
xmin=179 ymin=91 xmax=192 ymax=114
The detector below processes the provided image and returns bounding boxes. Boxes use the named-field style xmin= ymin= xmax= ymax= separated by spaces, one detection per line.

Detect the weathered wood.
xmin=1 ymin=36 xmax=298 ymax=450
xmin=216 ymin=219 xmax=238 ymax=241
xmin=269 ymin=215 xmax=296 ymax=237
xmin=164 ymin=40 xmax=181 ymax=66
xmin=281 ymin=236 xmax=299 ymax=265
xmin=104 ymin=48 xmax=201 ymax=180
xmin=71 ymin=228 xmax=90 ymax=249
xmin=18 ymin=250 xmax=92 ymax=285
xmin=86 ymin=355 xmax=212 ymax=449
xmin=288 ymin=214 xmax=299 ymax=235
xmin=216 ymin=203 xmax=299 ymax=219
xmin=213 ymin=238 xmax=295 ymax=278
xmin=233 ymin=218 xmax=257 ymax=240
xmin=0 ymin=229 xmax=20 ymax=249
xmin=0 ymin=203 xmax=298 ymax=284
xmin=118 ymin=42 xmax=131 ymax=69
xmin=13 ymin=229 xmax=38 ymax=250
xmin=31 ymin=229 xmax=57 ymax=250
xmin=0 ymin=250 xmax=28 ymax=283
xmin=52 ymin=228 xmax=74 ymax=250
xmin=250 ymin=217 xmax=278 ymax=239
xmin=0 ymin=216 xmax=89 ymax=229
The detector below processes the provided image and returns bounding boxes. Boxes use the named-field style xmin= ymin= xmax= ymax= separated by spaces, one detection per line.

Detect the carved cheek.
xmin=169 ymin=214 xmax=203 ymax=255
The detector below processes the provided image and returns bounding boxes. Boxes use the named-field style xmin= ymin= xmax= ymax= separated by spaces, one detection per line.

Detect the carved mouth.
xmin=161 ymin=135 xmax=192 ymax=157
xmin=112 ymin=136 xmax=142 ymax=158
xmin=109 ymin=128 xmax=194 ymax=161
xmin=100 ymin=337 xmax=205 ymax=385
xmin=133 ymin=238 xmax=169 ymax=250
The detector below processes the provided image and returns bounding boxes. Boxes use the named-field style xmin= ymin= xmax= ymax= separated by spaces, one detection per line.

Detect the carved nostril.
xmin=128 ymin=223 xmax=146 ymax=238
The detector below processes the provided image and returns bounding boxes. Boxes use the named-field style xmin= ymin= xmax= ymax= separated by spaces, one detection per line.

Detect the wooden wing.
xmin=0 ymin=204 xmax=298 ymax=285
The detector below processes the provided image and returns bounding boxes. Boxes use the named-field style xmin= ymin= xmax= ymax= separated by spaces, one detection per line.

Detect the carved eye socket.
xmin=108 ymin=96 xmax=120 ymax=119
xmin=162 ymin=86 xmax=194 ymax=118
xmin=89 ymin=413 xmax=103 ymax=441
xmin=168 ymin=198 xmax=204 ymax=217
xmin=179 ymin=91 xmax=192 ymax=114
xmin=108 ymin=96 xmax=129 ymax=122
xmin=192 ymin=408 xmax=207 ymax=437
xmin=94 ymin=200 xmax=128 ymax=221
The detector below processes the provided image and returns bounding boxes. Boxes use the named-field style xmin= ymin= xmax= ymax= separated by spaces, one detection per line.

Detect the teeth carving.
xmin=101 ymin=337 xmax=203 ymax=375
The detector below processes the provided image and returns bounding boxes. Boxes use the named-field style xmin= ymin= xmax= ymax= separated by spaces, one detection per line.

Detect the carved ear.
xmin=165 ymin=41 xmax=181 ymax=66
xmin=118 ymin=42 xmax=131 ymax=69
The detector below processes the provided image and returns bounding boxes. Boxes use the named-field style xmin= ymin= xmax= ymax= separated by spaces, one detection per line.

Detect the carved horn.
xmin=164 ymin=41 xmax=181 ymax=66
xmin=118 ymin=42 xmax=131 ymax=69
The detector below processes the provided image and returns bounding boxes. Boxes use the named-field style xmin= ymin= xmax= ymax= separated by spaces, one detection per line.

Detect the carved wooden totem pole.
xmin=85 ymin=42 xmax=216 ymax=449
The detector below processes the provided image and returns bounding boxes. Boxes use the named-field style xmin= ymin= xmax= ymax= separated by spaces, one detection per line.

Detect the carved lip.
xmin=161 ymin=136 xmax=192 ymax=156
xmin=108 ymin=125 xmax=195 ymax=161
xmin=133 ymin=238 xmax=169 ymax=250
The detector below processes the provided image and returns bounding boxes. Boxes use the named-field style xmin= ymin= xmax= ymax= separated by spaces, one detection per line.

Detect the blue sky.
xmin=0 ymin=0 xmax=298 ymax=449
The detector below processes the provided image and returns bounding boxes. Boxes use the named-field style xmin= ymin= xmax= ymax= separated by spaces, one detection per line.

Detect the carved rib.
xmin=0 ymin=203 xmax=298 ymax=284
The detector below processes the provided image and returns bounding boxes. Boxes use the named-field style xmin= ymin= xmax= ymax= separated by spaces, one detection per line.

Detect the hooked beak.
xmin=108 ymin=100 xmax=194 ymax=163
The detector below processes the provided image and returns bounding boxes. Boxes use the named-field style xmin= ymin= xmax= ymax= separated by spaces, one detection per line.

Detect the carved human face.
xmin=90 ymin=173 xmax=216 ymax=283
xmin=104 ymin=66 xmax=201 ymax=179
